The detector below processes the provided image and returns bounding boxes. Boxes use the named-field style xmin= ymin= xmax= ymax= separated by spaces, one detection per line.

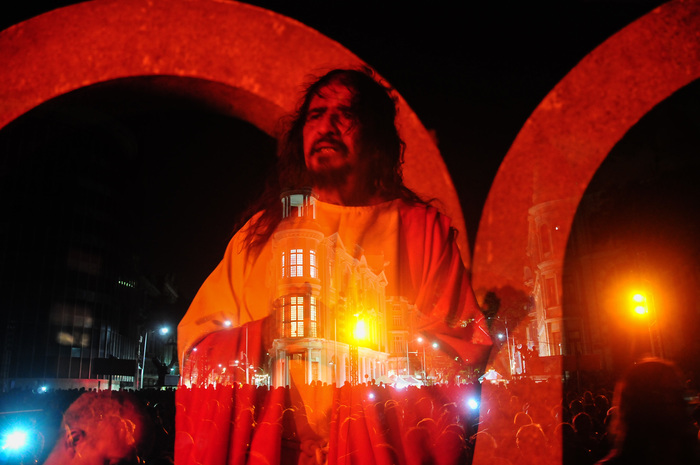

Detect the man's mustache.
xmin=310 ymin=136 xmax=348 ymax=155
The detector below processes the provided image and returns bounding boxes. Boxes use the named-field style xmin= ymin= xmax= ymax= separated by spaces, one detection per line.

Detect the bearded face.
xmin=44 ymin=392 xmax=150 ymax=465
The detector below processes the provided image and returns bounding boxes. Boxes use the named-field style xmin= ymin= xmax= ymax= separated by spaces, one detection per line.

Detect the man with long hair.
xmin=176 ymin=68 xmax=491 ymax=464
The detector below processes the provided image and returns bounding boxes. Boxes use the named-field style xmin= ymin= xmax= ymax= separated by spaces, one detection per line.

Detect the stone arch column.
xmin=0 ymin=0 xmax=469 ymax=261
xmin=471 ymin=7 xmax=699 ymax=462
xmin=473 ymin=0 xmax=700 ymax=291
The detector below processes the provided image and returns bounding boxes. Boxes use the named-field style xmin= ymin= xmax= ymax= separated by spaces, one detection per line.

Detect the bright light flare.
xmin=2 ymin=430 xmax=28 ymax=451
xmin=467 ymin=398 xmax=479 ymax=410
xmin=354 ymin=320 xmax=367 ymax=340
xmin=632 ymin=293 xmax=648 ymax=315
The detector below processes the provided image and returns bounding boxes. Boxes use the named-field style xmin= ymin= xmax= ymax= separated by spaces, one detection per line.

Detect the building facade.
xmin=268 ymin=191 xmax=391 ymax=387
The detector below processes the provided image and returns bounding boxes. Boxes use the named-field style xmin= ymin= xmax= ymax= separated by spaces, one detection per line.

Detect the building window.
xmin=283 ymin=295 xmax=318 ymax=338
xmin=290 ymin=296 xmax=304 ymax=337
xmin=392 ymin=312 xmax=402 ymax=327
xmin=310 ymin=250 xmax=318 ymax=278
xmin=392 ymin=334 xmax=405 ymax=354
xmin=290 ymin=248 xmax=304 ymax=277
xmin=540 ymin=224 xmax=553 ymax=258
xmin=545 ymin=276 xmax=558 ymax=308
xmin=309 ymin=296 xmax=317 ymax=337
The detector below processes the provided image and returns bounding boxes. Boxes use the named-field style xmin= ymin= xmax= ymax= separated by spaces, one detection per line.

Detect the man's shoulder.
xmin=396 ymin=199 xmax=451 ymax=224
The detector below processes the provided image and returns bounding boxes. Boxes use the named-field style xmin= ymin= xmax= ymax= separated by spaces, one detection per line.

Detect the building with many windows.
xmin=269 ymin=190 xmax=391 ymax=387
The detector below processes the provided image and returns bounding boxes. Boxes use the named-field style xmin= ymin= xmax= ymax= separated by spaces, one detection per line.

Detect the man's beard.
xmin=307 ymin=163 xmax=353 ymax=189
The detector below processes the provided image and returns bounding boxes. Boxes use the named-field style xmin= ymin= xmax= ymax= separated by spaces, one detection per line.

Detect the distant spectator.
xmin=513 ymin=423 xmax=555 ymax=465
xmin=572 ymin=412 xmax=602 ymax=464
xmin=595 ymin=358 xmax=700 ymax=465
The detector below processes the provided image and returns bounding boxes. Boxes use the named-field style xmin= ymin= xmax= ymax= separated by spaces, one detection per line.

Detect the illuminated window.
xmin=290 ymin=249 xmax=304 ymax=277
xmin=283 ymin=295 xmax=318 ymax=338
xmin=309 ymin=250 xmax=317 ymax=278
xmin=290 ymin=296 xmax=304 ymax=337
xmin=281 ymin=252 xmax=285 ymax=277
xmin=309 ymin=296 xmax=317 ymax=337
xmin=393 ymin=312 xmax=402 ymax=327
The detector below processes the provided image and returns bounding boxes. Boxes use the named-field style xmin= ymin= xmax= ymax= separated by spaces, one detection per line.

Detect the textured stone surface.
xmin=473 ymin=0 xmax=700 ymax=291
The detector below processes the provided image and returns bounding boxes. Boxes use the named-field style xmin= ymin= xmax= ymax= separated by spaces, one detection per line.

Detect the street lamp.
xmin=349 ymin=316 xmax=367 ymax=385
xmin=417 ymin=337 xmax=427 ymax=384
xmin=488 ymin=316 xmax=514 ymax=377
xmin=631 ymin=291 xmax=663 ymax=358
xmin=139 ymin=326 xmax=169 ymax=389
xmin=416 ymin=338 xmax=439 ymax=385
xmin=633 ymin=293 xmax=647 ymax=315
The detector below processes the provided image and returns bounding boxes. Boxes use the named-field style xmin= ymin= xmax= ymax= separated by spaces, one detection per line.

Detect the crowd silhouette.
xmin=1 ymin=358 xmax=698 ymax=464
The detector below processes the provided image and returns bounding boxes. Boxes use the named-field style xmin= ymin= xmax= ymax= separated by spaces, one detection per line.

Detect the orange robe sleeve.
xmin=177 ymin=213 xmax=269 ymax=372
xmin=399 ymin=204 xmax=492 ymax=368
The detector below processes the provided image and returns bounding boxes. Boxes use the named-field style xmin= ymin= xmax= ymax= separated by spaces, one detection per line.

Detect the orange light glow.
xmin=353 ymin=319 xmax=367 ymax=341
xmin=632 ymin=293 xmax=648 ymax=315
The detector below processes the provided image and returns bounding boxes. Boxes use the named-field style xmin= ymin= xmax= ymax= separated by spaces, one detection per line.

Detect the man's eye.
xmin=341 ymin=110 xmax=354 ymax=120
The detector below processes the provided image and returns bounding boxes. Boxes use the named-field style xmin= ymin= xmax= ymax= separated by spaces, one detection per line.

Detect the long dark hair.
xmin=241 ymin=67 xmax=423 ymax=251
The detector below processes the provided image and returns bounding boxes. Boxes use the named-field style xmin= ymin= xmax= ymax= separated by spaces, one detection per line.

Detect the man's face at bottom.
xmin=44 ymin=392 xmax=146 ymax=465
xmin=45 ymin=428 xmax=140 ymax=465
xmin=302 ymin=81 xmax=366 ymax=181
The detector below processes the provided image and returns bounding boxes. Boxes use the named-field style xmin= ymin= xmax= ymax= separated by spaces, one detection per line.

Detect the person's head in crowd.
xmin=603 ymin=357 xmax=699 ymax=464
xmin=516 ymin=423 xmax=551 ymax=464
xmin=513 ymin=411 xmax=532 ymax=430
xmin=572 ymin=412 xmax=594 ymax=437
xmin=593 ymin=394 xmax=610 ymax=417
xmin=44 ymin=391 xmax=152 ymax=465
xmin=568 ymin=399 xmax=583 ymax=418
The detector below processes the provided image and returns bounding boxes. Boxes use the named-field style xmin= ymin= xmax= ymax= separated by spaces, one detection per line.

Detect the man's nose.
xmin=319 ymin=112 xmax=340 ymax=134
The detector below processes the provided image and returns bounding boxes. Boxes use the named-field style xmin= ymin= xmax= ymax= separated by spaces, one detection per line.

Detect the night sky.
xmin=3 ymin=0 xmax=696 ymax=340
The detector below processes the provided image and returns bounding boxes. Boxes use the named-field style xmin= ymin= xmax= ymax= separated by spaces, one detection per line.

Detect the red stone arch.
xmin=470 ymin=2 xmax=699 ymax=462
xmin=472 ymin=0 xmax=700 ymax=290
xmin=0 ymin=0 xmax=469 ymax=261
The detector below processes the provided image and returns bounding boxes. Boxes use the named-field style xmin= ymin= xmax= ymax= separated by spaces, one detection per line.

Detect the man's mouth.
xmin=312 ymin=138 xmax=346 ymax=156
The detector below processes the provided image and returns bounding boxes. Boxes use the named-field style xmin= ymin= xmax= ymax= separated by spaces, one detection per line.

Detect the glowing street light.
xmin=630 ymin=291 xmax=663 ymax=358
xmin=2 ymin=430 xmax=28 ymax=451
xmin=417 ymin=337 xmax=428 ymax=384
xmin=416 ymin=337 xmax=439 ymax=385
xmin=139 ymin=325 xmax=170 ymax=389
xmin=633 ymin=293 xmax=648 ymax=315
xmin=353 ymin=319 xmax=368 ymax=341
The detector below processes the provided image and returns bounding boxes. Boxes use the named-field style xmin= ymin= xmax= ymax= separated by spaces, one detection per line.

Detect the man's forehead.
xmin=309 ymin=81 xmax=356 ymax=108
